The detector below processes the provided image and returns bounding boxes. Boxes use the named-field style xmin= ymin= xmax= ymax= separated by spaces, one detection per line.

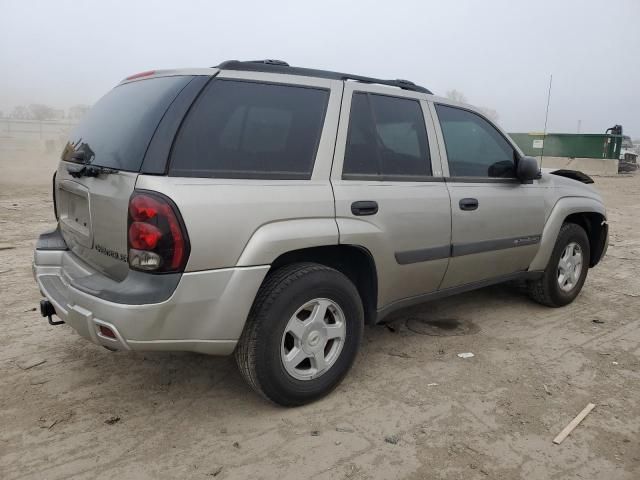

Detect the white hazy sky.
xmin=1 ymin=0 xmax=639 ymax=136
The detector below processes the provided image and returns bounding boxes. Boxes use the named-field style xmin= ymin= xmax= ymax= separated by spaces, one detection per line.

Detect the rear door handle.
xmin=459 ymin=198 xmax=479 ymax=211
xmin=351 ymin=201 xmax=378 ymax=216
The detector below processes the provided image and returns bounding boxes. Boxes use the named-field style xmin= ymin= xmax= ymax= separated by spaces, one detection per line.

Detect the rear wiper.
xmin=67 ymin=163 xmax=119 ymax=178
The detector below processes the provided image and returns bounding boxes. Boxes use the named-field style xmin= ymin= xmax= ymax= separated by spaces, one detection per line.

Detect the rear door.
xmin=331 ymin=83 xmax=451 ymax=310
xmin=56 ymin=75 xmax=195 ymax=280
xmin=430 ymin=103 xmax=546 ymax=289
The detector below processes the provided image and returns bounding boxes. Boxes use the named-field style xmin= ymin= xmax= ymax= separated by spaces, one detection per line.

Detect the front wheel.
xmin=235 ymin=263 xmax=364 ymax=406
xmin=528 ymin=223 xmax=590 ymax=307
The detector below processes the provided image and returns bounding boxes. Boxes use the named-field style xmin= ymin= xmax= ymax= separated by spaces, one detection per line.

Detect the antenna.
xmin=540 ymin=74 xmax=553 ymax=168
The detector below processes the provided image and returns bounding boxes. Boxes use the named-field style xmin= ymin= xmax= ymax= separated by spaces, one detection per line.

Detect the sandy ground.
xmin=1 ymin=148 xmax=639 ymax=480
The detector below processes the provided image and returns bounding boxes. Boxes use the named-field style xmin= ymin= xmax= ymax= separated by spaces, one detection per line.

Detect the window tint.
xmin=435 ymin=105 xmax=516 ymax=178
xmin=170 ymin=80 xmax=329 ymax=179
xmin=62 ymin=76 xmax=192 ymax=171
xmin=343 ymin=93 xmax=431 ymax=179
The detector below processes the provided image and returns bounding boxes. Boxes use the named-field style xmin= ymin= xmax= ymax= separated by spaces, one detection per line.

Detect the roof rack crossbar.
xmin=215 ymin=60 xmax=432 ymax=94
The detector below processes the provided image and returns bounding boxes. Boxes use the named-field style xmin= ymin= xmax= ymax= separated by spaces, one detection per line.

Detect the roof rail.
xmin=215 ymin=60 xmax=432 ymax=94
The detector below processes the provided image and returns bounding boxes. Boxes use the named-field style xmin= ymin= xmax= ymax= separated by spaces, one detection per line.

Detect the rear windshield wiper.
xmin=66 ymin=163 xmax=119 ymax=178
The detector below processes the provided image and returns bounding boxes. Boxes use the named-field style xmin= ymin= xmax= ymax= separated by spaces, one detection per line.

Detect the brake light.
xmin=127 ymin=191 xmax=190 ymax=273
xmin=52 ymin=171 xmax=58 ymax=220
xmin=125 ymin=70 xmax=156 ymax=81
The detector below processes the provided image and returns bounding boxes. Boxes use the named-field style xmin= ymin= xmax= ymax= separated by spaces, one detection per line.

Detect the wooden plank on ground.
xmin=553 ymin=403 xmax=596 ymax=445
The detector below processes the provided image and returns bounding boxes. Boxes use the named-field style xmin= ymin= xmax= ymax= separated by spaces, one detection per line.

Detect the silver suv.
xmin=33 ymin=60 xmax=608 ymax=405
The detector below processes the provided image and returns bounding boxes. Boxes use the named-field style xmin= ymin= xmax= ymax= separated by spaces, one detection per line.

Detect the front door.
xmin=331 ymin=84 xmax=452 ymax=309
xmin=430 ymin=103 xmax=546 ymax=289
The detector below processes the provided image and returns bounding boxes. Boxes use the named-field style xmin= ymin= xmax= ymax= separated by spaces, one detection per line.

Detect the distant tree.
xmin=445 ymin=90 xmax=500 ymax=123
xmin=446 ymin=89 xmax=468 ymax=104
xmin=68 ymin=104 xmax=91 ymax=120
xmin=477 ymin=106 xmax=499 ymax=123
xmin=28 ymin=104 xmax=58 ymax=121
xmin=10 ymin=105 xmax=30 ymax=119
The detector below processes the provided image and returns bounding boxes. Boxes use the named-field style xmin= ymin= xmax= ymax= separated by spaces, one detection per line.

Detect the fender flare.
xmin=236 ymin=218 xmax=340 ymax=267
xmin=528 ymin=196 xmax=606 ymax=271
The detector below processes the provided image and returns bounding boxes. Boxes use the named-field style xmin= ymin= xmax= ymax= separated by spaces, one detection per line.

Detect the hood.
xmin=540 ymin=168 xmax=603 ymax=202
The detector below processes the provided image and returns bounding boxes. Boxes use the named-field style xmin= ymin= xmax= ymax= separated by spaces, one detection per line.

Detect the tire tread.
xmin=527 ymin=222 xmax=589 ymax=307
xmin=235 ymin=262 xmax=339 ymax=403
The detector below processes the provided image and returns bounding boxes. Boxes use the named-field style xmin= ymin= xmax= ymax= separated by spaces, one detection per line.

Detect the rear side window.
xmin=62 ymin=76 xmax=192 ymax=171
xmin=343 ymin=92 xmax=431 ymax=179
xmin=170 ymin=80 xmax=329 ymax=179
xmin=435 ymin=104 xmax=516 ymax=178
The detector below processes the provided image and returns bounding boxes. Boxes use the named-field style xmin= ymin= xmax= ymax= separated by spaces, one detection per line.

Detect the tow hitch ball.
xmin=40 ymin=300 xmax=64 ymax=326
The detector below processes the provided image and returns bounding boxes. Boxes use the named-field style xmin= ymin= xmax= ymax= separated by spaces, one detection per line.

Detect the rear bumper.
xmin=33 ymin=233 xmax=269 ymax=355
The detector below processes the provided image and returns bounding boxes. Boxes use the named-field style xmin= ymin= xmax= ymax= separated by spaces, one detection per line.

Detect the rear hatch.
xmin=56 ymin=74 xmax=193 ymax=281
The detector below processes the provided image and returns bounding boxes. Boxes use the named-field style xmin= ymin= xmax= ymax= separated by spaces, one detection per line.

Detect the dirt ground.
xmin=1 ymin=148 xmax=639 ymax=480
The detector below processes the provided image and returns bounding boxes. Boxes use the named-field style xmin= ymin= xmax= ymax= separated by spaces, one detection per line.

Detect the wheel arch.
xmin=268 ymin=245 xmax=379 ymax=325
xmin=529 ymin=196 xmax=607 ymax=271
xmin=563 ymin=211 xmax=608 ymax=267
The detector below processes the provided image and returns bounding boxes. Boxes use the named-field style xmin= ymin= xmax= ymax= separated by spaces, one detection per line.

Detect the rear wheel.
xmin=528 ymin=223 xmax=590 ymax=307
xmin=235 ymin=263 xmax=364 ymax=406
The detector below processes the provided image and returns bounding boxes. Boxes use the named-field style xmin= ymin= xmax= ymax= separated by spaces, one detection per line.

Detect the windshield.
xmin=61 ymin=75 xmax=192 ymax=171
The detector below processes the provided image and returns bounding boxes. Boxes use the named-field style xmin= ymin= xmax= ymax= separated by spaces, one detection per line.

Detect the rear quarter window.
xmin=62 ymin=76 xmax=192 ymax=172
xmin=169 ymin=80 xmax=329 ymax=179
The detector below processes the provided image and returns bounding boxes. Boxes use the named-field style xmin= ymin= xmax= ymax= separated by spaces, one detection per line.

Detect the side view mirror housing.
xmin=517 ymin=155 xmax=540 ymax=182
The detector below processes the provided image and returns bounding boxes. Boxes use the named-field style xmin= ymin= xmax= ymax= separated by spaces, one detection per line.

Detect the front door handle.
xmin=351 ymin=200 xmax=378 ymax=216
xmin=459 ymin=198 xmax=479 ymax=211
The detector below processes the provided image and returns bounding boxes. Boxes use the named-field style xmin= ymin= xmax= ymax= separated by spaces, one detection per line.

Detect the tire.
xmin=235 ymin=262 xmax=364 ymax=406
xmin=527 ymin=223 xmax=590 ymax=307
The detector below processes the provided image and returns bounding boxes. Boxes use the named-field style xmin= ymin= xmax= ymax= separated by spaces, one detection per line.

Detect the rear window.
xmin=62 ymin=76 xmax=192 ymax=171
xmin=169 ymin=80 xmax=329 ymax=179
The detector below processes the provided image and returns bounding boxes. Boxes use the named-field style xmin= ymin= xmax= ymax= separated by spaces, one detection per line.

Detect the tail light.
xmin=52 ymin=171 xmax=58 ymax=220
xmin=127 ymin=191 xmax=190 ymax=273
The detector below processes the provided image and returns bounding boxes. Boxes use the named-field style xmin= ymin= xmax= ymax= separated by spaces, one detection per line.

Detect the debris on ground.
xmin=427 ymin=383 xmax=439 ymax=387
xmin=29 ymin=379 xmax=49 ymax=385
xmin=384 ymin=434 xmax=400 ymax=445
xmin=457 ymin=352 xmax=474 ymax=359
xmin=104 ymin=416 xmax=121 ymax=425
xmin=232 ymin=441 xmax=240 ymax=448
xmin=335 ymin=424 xmax=354 ymax=433
xmin=207 ymin=466 xmax=223 ymax=477
xmin=16 ymin=357 xmax=46 ymax=370
xmin=39 ymin=411 xmax=73 ymax=430
xmin=310 ymin=430 xmax=320 ymax=436
xmin=384 ymin=324 xmax=397 ymax=333
xmin=387 ymin=351 xmax=411 ymax=358
xmin=553 ymin=403 xmax=596 ymax=444
xmin=543 ymin=384 xmax=552 ymax=395
xmin=592 ymin=319 xmax=605 ymax=324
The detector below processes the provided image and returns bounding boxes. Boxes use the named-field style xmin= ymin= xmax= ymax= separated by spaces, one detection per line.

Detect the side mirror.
xmin=517 ymin=155 xmax=540 ymax=182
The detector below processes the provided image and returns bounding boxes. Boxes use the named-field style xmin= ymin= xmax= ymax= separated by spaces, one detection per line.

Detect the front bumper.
xmin=33 ymin=240 xmax=269 ymax=355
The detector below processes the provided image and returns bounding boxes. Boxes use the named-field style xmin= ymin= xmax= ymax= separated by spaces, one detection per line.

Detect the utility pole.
xmin=540 ymin=74 xmax=553 ymax=168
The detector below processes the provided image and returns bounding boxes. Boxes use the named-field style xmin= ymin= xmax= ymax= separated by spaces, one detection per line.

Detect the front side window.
xmin=435 ymin=105 xmax=516 ymax=178
xmin=170 ymin=80 xmax=329 ymax=179
xmin=343 ymin=93 xmax=431 ymax=179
